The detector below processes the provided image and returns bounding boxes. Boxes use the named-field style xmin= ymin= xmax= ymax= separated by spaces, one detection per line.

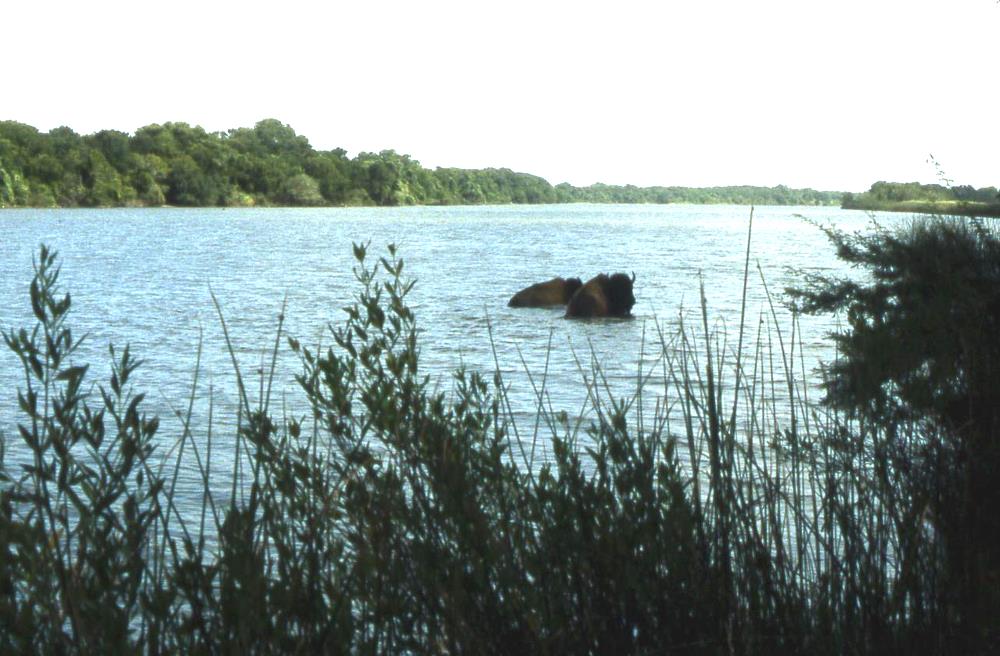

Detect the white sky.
xmin=5 ymin=0 xmax=997 ymax=191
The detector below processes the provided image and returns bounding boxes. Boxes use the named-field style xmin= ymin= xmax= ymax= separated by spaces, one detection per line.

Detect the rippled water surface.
xmin=1 ymin=204 xmax=883 ymax=505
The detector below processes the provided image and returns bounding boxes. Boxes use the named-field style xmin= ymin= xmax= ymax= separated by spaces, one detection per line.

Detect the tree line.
xmin=0 ymin=119 xmax=841 ymax=208
xmin=843 ymin=181 xmax=1000 ymax=216
xmin=558 ymin=181 xmax=841 ymax=205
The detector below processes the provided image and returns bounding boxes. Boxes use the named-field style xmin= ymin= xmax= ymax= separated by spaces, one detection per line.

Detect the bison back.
xmin=565 ymin=276 xmax=610 ymax=318
xmin=508 ymin=277 xmax=582 ymax=307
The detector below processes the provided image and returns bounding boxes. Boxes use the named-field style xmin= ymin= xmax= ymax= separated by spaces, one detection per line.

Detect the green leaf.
xmin=55 ymin=364 xmax=88 ymax=384
xmin=30 ymin=278 xmax=45 ymax=322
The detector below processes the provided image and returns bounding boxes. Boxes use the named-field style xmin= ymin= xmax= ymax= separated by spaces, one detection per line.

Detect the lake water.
xmin=0 ymin=204 xmax=884 ymax=507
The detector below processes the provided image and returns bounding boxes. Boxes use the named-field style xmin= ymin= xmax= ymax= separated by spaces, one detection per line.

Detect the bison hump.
xmin=508 ymin=277 xmax=581 ymax=307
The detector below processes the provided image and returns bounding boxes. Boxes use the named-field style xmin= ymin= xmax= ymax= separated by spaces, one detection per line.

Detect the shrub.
xmin=0 ymin=236 xmax=990 ymax=653
xmin=789 ymin=216 xmax=1000 ymax=649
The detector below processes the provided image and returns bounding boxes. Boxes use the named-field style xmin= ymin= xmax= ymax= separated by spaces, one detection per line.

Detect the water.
xmin=0 ymin=204 xmax=884 ymax=510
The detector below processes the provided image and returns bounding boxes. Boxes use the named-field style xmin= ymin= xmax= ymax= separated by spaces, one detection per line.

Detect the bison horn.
xmin=631 ymin=271 xmax=636 ymax=283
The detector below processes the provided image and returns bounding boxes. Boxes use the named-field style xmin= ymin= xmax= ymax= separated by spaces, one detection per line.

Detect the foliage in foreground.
xmin=1 ymin=223 xmax=997 ymax=653
xmin=790 ymin=216 xmax=1000 ymax=649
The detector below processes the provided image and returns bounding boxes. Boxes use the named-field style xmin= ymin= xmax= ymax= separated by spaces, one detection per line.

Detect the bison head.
xmin=565 ymin=272 xmax=636 ymax=318
xmin=605 ymin=272 xmax=636 ymax=317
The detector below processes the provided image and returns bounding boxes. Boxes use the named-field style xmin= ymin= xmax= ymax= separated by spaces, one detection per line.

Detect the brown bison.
xmin=565 ymin=272 xmax=636 ymax=318
xmin=508 ymin=277 xmax=583 ymax=308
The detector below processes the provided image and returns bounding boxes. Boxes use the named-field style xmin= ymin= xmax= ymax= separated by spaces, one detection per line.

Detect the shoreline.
xmin=841 ymin=199 xmax=1000 ymax=218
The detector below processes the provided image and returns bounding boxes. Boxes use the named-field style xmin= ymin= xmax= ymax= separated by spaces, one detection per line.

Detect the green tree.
xmin=44 ymin=127 xmax=88 ymax=205
xmin=0 ymin=158 xmax=17 ymax=206
xmin=789 ymin=217 xmax=1000 ymax=647
xmin=250 ymin=118 xmax=311 ymax=157
xmin=0 ymin=152 xmax=32 ymax=207
xmin=0 ymin=121 xmax=43 ymax=171
xmin=355 ymin=151 xmax=403 ymax=205
xmin=80 ymin=150 xmax=131 ymax=206
xmin=165 ymin=155 xmax=219 ymax=206
xmin=303 ymin=151 xmax=353 ymax=204
xmin=129 ymin=153 xmax=168 ymax=206
xmin=47 ymin=126 xmax=83 ymax=156
xmin=26 ymin=153 xmax=64 ymax=186
xmin=279 ymin=173 xmax=323 ymax=206
xmin=86 ymin=130 xmax=132 ymax=174
xmin=131 ymin=123 xmax=179 ymax=158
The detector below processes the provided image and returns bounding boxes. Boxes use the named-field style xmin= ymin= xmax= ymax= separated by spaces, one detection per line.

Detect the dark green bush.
xmin=790 ymin=216 xmax=1000 ymax=650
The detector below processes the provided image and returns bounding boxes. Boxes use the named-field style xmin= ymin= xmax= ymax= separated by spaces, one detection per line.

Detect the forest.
xmin=0 ymin=119 xmax=841 ymax=208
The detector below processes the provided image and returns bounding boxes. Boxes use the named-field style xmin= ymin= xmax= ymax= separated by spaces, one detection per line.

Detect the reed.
xmin=0 ymin=237 xmax=981 ymax=654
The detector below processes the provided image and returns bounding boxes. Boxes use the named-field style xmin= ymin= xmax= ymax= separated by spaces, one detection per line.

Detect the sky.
xmin=5 ymin=0 xmax=997 ymax=192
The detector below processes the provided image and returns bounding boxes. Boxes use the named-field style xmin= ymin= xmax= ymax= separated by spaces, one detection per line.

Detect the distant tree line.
xmin=0 ymin=119 xmax=841 ymax=208
xmin=557 ymin=182 xmax=841 ymax=205
xmin=843 ymin=181 xmax=1000 ymax=216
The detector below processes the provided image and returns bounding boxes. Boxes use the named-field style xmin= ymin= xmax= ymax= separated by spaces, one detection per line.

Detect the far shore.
xmin=842 ymin=199 xmax=1000 ymax=218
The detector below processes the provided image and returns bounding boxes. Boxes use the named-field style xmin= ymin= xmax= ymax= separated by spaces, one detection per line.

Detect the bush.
xmin=1 ymin=246 xmax=161 ymax=652
xmin=789 ymin=216 xmax=1000 ymax=649
xmin=0 ymin=237 xmax=992 ymax=653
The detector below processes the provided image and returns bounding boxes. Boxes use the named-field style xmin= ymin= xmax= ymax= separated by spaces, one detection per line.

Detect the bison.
xmin=508 ymin=277 xmax=583 ymax=308
xmin=564 ymin=272 xmax=636 ymax=318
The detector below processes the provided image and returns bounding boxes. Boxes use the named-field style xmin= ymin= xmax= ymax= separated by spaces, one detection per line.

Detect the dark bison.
xmin=565 ymin=272 xmax=636 ymax=318
xmin=508 ymin=277 xmax=583 ymax=308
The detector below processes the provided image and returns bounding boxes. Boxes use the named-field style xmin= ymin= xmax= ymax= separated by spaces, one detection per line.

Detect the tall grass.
xmin=0 ymin=241 xmax=975 ymax=653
